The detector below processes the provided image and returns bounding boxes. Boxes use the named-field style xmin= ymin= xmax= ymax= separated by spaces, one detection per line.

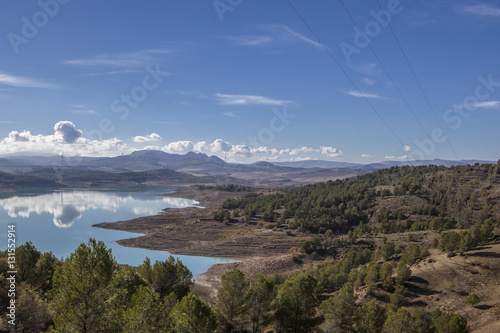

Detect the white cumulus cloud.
xmin=193 ymin=141 xmax=208 ymax=152
xmin=320 ymin=146 xmax=343 ymax=157
xmin=132 ymin=133 xmax=162 ymax=143
xmin=385 ymin=155 xmax=410 ymax=161
xmin=0 ymin=121 xmax=127 ymax=157
xmin=279 ymin=147 xmax=317 ymax=156
xmin=163 ymin=141 xmax=195 ymax=153
xmin=229 ymin=145 xmax=253 ymax=158
xmin=0 ymin=122 xmax=351 ymax=163
xmin=54 ymin=121 xmax=84 ymax=144
xmin=210 ymin=139 xmax=232 ymax=152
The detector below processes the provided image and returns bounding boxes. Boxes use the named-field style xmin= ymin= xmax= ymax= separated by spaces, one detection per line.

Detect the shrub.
xmin=465 ymin=293 xmax=479 ymax=305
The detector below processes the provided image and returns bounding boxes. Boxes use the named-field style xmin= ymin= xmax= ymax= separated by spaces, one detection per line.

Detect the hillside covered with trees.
xmin=1 ymin=163 xmax=499 ymax=332
xmin=221 ymin=163 xmax=500 ymax=234
xmin=4 ymin=231 xmax=495 ymax=332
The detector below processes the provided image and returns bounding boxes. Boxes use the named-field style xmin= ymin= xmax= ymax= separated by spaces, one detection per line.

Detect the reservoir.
xmin=0 ymin=187 xmax=233 ymax=278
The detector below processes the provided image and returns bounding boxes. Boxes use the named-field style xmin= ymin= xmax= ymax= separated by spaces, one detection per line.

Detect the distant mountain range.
xmin=0 ymin=151 xmax=496 ymax=188
xmin=0 ymin=150 xmax=494 ymax=172
xmin=0 ymin=151 xmax=227 ymax=173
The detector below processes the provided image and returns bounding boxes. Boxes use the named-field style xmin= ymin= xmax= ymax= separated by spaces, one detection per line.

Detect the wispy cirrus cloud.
xmin=404 ymin=10 xmax=441 ymax=26
xmin=221 ymin=24 xmax=322 ymax=48
xmin=177 ymin=91 xmax=208 ymax=99
xmin=473 ymin=101 xmax=500 ymax=108
xmin=64 ymin=48 xmax=172 ymax=67
xmin=0 ymin=72 xmax=58 ymax=89
xmin=461 ymin=4 xmax=500 ymax=17
xmin=362 ymin=77 xmax=376 ymax=86
xmin=70 ymin=104 xmax=96 ymax=115
xmin=154 ymin=120 xmax=180 ymax=125
xmin=71 ymin=109 xmax=96 ymax=115
xmin=215 ymin=93 xmax=293 ymax=106
xmin=350 ymin=63 xmax=381 ymax=77
xmin=219 ymin=36 xmax=272 ymax=46
xmin=280 ymin=25 xmax=322 ymax=48
xmin=223 ymin=111 xmax=238 ymax=118
xmin=342 ymin=90 xmax=385 ymax=99
xmin=80 ymin=69 xmax=145 ymax=76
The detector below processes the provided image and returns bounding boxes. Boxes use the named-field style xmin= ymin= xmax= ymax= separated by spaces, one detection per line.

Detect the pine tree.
xmin=123 ymin=285 xmax=173 ymax=333
xmin=389 ymin=285 xmax=407 ymax=312
xmin=247 ymin=274 xmax=275 ymax=333
xmin=169 ymin=293 xmax=217 ymax=333
xmin=51 ymin=238 xmax=121 ymax=332
xmin=396 ymin=261 xmax=411 ymax=285
xmin=16 ymin=286 xmax=52 ymax=332
xmin=274 ymin=272 xmax=320 ymax=333
xmin=383 ymin=308 xmax=413 ymax=333
xmin=357 ymin=300 xmax=386 ymax=333
xmin=215 ymin=268 xmax=250 ymax=332
xmin=320 ymin=282 xmax=357 ymax=332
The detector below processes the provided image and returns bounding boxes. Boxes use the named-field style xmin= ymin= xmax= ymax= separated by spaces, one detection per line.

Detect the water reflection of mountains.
xmin=0 ymin=190 xmax=195 ymax=228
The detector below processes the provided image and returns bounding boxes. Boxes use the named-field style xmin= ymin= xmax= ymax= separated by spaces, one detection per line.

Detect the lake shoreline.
xmin=94 ymin=186 xmax=308 ymax=258
xmin=94 ymin=186 xmax=313 ymax=304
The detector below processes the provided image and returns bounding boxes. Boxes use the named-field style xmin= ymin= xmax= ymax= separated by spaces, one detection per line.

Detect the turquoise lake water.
xmin=0 ymin=187 xmax=233 ymax=278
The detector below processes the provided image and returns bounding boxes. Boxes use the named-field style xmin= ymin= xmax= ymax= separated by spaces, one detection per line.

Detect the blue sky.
xmin=0 ymin=0 xmax=499 ymax=163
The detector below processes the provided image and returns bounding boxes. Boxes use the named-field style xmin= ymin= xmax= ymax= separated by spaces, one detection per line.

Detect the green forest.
xmin=221 ymin=163 xmax=500 ymax=234
xmin=3 ymin=232 xmax=492 ymax=332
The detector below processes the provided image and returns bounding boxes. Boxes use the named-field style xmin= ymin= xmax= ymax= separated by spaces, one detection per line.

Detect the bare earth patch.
xmin=94 ymin=186 xmax=313 ymax=304
xmin=406 ymin=238 xmax=500 ymax=332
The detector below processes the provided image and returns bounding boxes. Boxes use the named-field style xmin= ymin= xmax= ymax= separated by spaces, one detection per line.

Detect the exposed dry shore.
xmin=95 ymin=186 xmax=308 ymax=258
xmin=94 ymin=186 xmax=312 ymax=303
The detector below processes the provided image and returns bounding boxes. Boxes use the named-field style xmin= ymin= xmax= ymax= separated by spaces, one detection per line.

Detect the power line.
xmin=337 ymin=0 xmax=446 ymax=160
xmin=284 ymin=0 xmax=416 ymax=165
xmin=376 ymin=0 xmax=459 ymax=160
